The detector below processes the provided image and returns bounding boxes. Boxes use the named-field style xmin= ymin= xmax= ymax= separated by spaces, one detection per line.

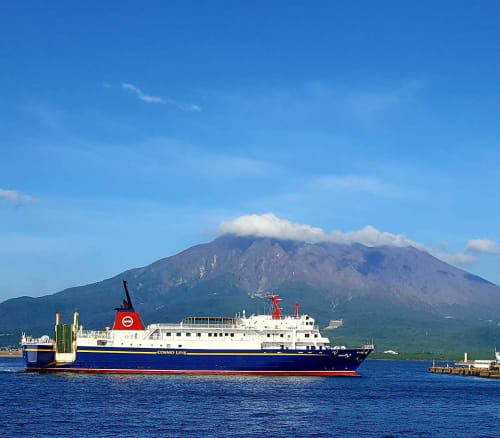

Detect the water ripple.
xmin=1 ymin=359 xmax=499 ymax=437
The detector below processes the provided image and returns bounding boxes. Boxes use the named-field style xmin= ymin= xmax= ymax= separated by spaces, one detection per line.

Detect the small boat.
xmin=22 ymin=281 xmax=373 ymax=376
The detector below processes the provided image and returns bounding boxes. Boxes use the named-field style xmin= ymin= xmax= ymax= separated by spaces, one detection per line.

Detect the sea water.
xmin=0 ymin=358 xmax=498 ymax=437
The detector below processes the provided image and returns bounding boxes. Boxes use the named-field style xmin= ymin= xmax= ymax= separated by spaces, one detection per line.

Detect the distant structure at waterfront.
xmin=455 ymin=351 xmax=499 ymax=369
xmin=429 ymin=350 xmax=500 ymax=379
xmin=324 ymin=320 xmax=343 ymax=330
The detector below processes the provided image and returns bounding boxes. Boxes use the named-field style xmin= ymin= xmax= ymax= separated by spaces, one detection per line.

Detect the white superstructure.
xmin=74 ymin=312 xmax=333 ymax=351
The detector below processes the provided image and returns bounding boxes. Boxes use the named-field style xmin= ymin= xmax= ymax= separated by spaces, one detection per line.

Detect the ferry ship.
xmin=22 ymin=281 xmax=373 ymax=376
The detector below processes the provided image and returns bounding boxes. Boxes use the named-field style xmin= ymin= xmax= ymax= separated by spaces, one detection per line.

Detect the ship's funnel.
xmin=113 ymin=311 xmax=144 ymax=330
xmin=112 ymin=281 xmax=144 ymax=330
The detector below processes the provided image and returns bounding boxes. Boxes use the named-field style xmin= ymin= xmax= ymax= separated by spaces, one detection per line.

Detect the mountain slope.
xmin=1 ymin=234 xmax=499 ymax=351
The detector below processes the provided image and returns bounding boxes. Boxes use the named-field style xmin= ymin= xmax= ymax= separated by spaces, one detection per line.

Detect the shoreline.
xmin=0 ymin=351 xmax=22 ymax=358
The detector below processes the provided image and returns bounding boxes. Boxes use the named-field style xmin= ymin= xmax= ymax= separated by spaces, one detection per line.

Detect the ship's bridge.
xmin=239 ymin=313 xmax=318 ymax=331
xmin=180 ymin=317 xmax=237 ymax=328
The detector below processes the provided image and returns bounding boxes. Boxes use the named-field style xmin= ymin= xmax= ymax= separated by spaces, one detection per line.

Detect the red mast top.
xmin=268 ymin=295 xmax=283 ymax=319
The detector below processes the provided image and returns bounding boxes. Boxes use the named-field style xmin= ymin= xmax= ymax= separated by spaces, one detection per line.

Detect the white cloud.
xmin=466 ymin=239 xmax=499 ymax=254
xmin=121 ymin=83 xmax=201 ymax=111
xmin=328 ymin=225 xmax=423 ymax=249
xmin=0 ymin=189 xmax=33 ymax=203
xmin=218 ymin=213 xmax=421 ymax=248
xmin=218 ymin=213 xmax=483 ymax=267
xmin=219 ymin=214 xmax=325 ymax=242
xmin=433 ymin=252 xmax=478 ymax=266
xmin=122 ymin=83 xmax=166 ymax=104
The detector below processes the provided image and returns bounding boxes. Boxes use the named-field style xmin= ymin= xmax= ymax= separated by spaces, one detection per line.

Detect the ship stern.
xmin=22 ymin=343 xmax=55 ymax=370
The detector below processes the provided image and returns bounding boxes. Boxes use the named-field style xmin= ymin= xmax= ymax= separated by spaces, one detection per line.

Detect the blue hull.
xmin=23 ymin=344 xmax=372 ymax=376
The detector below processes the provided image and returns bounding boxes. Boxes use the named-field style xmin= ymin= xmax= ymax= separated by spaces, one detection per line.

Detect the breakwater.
xmin=429 ymin=365 xmax=500 ymax=379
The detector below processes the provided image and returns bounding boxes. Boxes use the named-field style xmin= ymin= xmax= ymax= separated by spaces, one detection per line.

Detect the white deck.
xmin=76 ymin=313 xmax=331 ymax=350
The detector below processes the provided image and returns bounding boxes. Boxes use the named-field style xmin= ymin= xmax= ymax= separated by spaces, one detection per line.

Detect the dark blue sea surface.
xmin=1 ymin=358 xmax=499 ymax=437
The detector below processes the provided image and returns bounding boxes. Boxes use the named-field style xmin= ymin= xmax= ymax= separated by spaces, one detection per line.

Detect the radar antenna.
xmin=267 ymin=294 xmax=283 ymax=319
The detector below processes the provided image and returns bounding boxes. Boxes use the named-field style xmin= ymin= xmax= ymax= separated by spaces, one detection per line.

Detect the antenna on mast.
xmin=116 ymin=280 xmax=134 ymax=311
xmin=267 ymin=295 xmax=283 ymax=319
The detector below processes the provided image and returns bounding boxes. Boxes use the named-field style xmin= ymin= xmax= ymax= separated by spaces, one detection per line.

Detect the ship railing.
xmin=182 ymin=323 xmax=239 ymax=329
xmin=148 ymin=323 xmax=240 ymax=330
xmin=331 ymin=344 xmax=374 ymax=350
xmin=255 ymin=315 xmax=306 ymax=321
xmin=21 ymin=335 xmax=54 ymax=345
xmin=78 ymin=330 xmax=110 ymax=339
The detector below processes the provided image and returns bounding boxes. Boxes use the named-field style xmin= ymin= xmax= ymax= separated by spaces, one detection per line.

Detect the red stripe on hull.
xmin=26 ymin=368 xmax=359 ymax=377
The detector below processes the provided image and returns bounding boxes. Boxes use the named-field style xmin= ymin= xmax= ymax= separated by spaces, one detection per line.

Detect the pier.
xmin=429 ymin=351 xmax=500 ymax=379
xmin=429 ymin=365 xmax=500 ymax=379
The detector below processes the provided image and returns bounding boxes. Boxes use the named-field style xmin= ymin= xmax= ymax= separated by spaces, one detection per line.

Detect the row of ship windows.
xmin=116 ymin=344 xmax=323 ymax=350
xmin=114 ymin=341 xmax=323 ymax=350
xmin=157 ymin=332 xmax=319 ymax=338
xmin=117 ymin=342 xmax=186 ymax=348
xmin=162 ymin=332 xmax=236 ymax=337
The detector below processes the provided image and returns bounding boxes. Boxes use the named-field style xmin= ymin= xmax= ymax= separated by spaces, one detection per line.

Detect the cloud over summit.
xmin=218 ymin=214 xmax=487 ymax=267
xmin=218 ymin=213 xmax=421 ymax=248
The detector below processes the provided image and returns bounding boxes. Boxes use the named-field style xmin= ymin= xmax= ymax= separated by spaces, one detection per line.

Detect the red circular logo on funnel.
xmin=122 ymin=316 xmax=134 ymax=328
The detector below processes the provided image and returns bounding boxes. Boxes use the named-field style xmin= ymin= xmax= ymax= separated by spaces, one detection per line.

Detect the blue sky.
xmin=1 ymin=1 xmax=500 ymax=300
